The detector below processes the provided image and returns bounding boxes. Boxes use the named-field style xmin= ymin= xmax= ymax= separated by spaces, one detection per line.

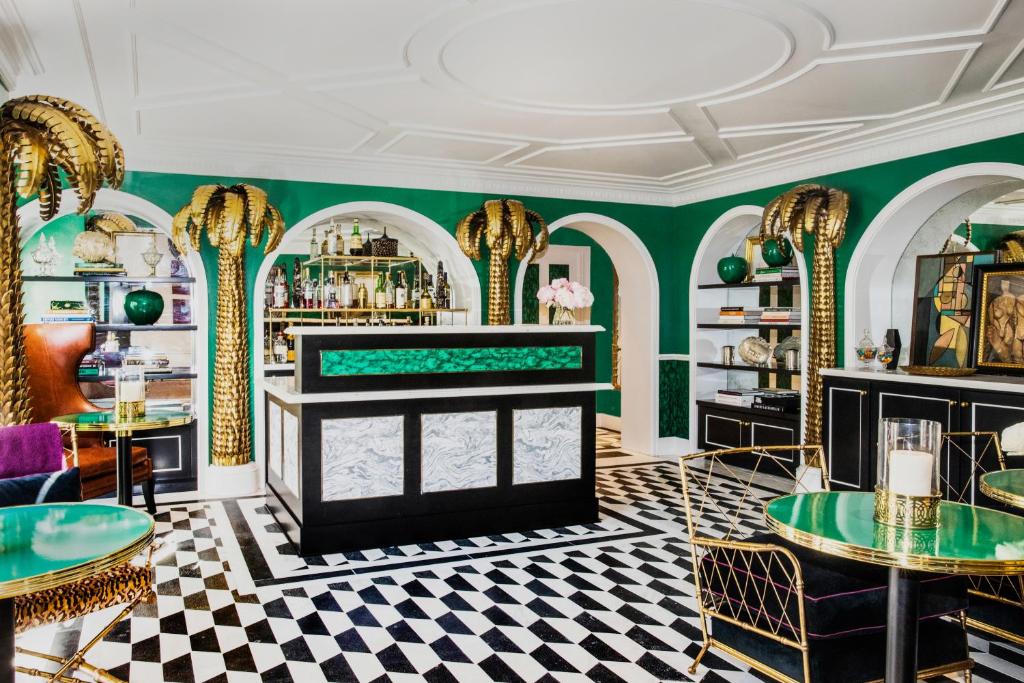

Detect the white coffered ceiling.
xmin=2 ymin=0 xmax=1024 ymax=206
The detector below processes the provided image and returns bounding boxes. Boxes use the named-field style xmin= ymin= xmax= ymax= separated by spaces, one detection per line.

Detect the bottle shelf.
xmin=697 ymin=361 xmax=800 ymax=376
xmin=267 ymin=307 xmax=467 ymax=315
xmin=697 ymin=323 xmax=801 ymax=330
xmin=24 ymin=275 xmax=195 ymax=284
xmin=95 ymin=324 xmax=198 ymax=332
xmin=697 ymin=278 xmax=800 ymax=290
xmin=301 ymin=255 xmax=420 ymax=268
xmin=78 ymin=368 xmax=197 ymax=382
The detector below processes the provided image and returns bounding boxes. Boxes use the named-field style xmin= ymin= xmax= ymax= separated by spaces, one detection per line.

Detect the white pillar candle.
xmin=888 ymin=449 xmax=934 ymax=496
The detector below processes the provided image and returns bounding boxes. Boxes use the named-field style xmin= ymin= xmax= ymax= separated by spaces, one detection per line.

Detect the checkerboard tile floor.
xmin=15 ymin=460 xmax=1024 ymax=682
xmin=595 ymin=428 xmax=659 ymax=467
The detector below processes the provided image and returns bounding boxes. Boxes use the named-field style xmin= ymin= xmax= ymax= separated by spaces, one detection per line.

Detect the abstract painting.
xmin=971 ymin=263 xmax=1024 ymax=374
xmin=910 ymin=251 xmax=996 ymax=368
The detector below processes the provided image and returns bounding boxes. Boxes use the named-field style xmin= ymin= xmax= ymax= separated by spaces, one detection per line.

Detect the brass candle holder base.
xmin=873 ymin=487 xmax=940 ymax=530
xmin=115 ymin=400 xmax=146 ymax=421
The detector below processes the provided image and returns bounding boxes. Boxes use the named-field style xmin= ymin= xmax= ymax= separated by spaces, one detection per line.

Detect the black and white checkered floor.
xmin=16 ymin=448 xmax=1024 ymax=681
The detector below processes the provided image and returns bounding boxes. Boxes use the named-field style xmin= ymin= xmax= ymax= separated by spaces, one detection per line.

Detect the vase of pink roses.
xmin=537 ymin=278 xmax=594 ymax=325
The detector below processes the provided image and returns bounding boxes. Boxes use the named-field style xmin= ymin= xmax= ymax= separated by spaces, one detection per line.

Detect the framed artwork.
xmin=970 ymin=263 xmax=1024 ymax=375
xmin=743 ymin=236 xmax=767 ymax=281
xmin=910 ymin=251 xmax=997 ymax=368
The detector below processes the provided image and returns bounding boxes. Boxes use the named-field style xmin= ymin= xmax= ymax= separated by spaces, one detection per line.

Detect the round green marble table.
xmin=51 ymin=409 xmax=193 ymax=508
xmin=0 ymin=503 xmax=153 ymax=683
xmin=765 ymin=491 xmax=1024 ymax=683
xmin=981 ymin=469 xmax=1024 ymax=509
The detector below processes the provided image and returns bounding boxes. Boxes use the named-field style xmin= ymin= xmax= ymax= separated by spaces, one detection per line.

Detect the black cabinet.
xmin=104 ymin=421 xmax=197 ymax=493
xmin=697 ymin=400 xmax=800 ymax=470
xmin=822 ymin=372 xmax=1024 ymax=501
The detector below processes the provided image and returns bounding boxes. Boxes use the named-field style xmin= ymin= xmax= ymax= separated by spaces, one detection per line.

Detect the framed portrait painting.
xmin=909 ymin=251 xmax=997 ymax=368
xmin=971 ymin=263 xmax=1024 ymax=375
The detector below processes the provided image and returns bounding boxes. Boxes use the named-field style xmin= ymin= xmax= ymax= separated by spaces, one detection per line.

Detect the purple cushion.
xmin=0 ymin=423 xmax=64 ymax=479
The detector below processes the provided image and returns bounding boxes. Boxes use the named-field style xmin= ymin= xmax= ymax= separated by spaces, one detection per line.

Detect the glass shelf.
xmin=23 ymin=275 xmax=195 ymax=284
xmin=697 ymin=278 xmax=800 ymax=290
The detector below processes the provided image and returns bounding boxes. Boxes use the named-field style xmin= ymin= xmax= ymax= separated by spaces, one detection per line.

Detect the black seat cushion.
xmin=700 ymin=532 xmax=967 ymax=639
xmin=0 ymin=468 xmax=82 ymax=508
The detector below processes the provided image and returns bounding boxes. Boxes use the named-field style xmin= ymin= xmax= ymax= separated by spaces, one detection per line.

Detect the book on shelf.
xmin=40 ymin=314 xmax=94 ymax=323
xmin=718 ymin=306 xmax=762 ymax=324
xmin=752 ymin=267 xmax=799 ymax=282
xmin=50 ymin=300 xmax=86 ymax=311
xmin=715 ymin=389 xmax=763 ymax=407
xmin=73 ymin=262 xmax=125 ymax=275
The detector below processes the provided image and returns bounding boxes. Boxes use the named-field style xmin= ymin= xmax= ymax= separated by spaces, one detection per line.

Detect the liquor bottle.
xmin=411 ymin=270 xmax=421 ymax=309
xmin=292 ymin=258 xmax=302 ymax=307
xmin=286 ymin=335 xmax=295 ymax=363
xmin=264 ymin=330 xmax=272 ymax=363
xmin=426 ymin=273 xmax=436 ymax=305
xmin=435 ymin=261 xmax=445 ymax=309
xmin=340 ymin=271 xmax=353 ymax=308
xmin=443 ymin=273 xmax=452 ymax=309
xmin=264 ymin=268 xmax=275 ymax=312
xmin=309 ymin=227 xmax=319 ymax=261
xmin=327 ymin=219 xmax=338 ymax=256
xmin=374 ymin=272 xmax=387 ymax=309
xmin=395 ymin=272 xmax=408 ymax=309
xmin=302 ymin=268 xmax=314 ymax=309
xmin=313 ymin=277 xmax=322 ymax=309
xmin=273 ymin=268 xmax=288 ymax=308
xmin=325 ymin=277 xmax=337 ymax=309
xmin=356 ymin=282 xmax=368 ymax=308
xmin=349 ymin=219 xmax=363 ymax=255
xmin=385 ymin=272 xmax=395 ymax=308
xmin=421 ymin=274 xmax=434 ymax=310
xmin=273 ymin=332 xmax=288 ymax=364
xmin=320 ymin=227 xmax=329 ymax=257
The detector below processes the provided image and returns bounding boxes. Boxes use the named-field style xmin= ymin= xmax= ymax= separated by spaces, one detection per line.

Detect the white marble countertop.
xmin=262 ymin=376 xmax=614 ymax=404
xmin=821 ymin=366 xmax=1024 ymax=394
xmin=284 ymin=324 xmax=604 ymax=335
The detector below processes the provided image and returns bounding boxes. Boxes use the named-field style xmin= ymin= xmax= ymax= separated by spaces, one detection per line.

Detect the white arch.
xmin=512 ymin=213 xmax=659 ymax=456
xmin=688 ymin=205 xmax=810 ymax=443
xmin=845 ymin=162 xmax=1024 ymax=356
xmin=252 ymin=201 xmax=483 ymax=483
xmin=18 ymin=188 xmax=211 ymax=500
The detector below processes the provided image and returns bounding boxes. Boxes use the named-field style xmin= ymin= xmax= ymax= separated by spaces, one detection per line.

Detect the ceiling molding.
xmin=0 ymin=0 xmax=41 ymax=89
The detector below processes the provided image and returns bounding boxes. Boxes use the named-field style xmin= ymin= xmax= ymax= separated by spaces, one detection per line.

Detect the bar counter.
xmin=262 ymin=325 xmax=609 ymax=554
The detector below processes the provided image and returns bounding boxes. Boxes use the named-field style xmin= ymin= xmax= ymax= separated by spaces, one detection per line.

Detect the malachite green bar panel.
xmin=320 ymin=345 xmax=583 ymax=377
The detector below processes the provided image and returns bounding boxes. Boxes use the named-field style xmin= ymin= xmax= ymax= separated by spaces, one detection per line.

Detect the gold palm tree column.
xmin=761 ymin=184 xmax=849 ymax=448
xmin=0 ymin=95 xmax=124 ymax=425
xmin=172 ymin=185 xmax=284 ymax=466
xmin=456 ymin=199 xmax=549 ymax=325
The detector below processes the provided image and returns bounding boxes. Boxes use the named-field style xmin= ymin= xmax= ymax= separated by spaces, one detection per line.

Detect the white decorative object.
xmin=268 ymin=401 xmax=282 ymax=478
xmin=421 ymin=411 xmax=497 ymax=493
xmin=513 ymin=406 xmax=582 ymax=484
xmin=72 ymin=230 xmax=115 ymax=264
xmin=141 ymin=239 xmax=163 ymax=276
xmin=283 ymin=411 xmax=299 ymax=496
xmin=1002 ymin=421 xmax=1024 ymax=455
xmin=887 ymin=449 xmax=934 ymax=497
xmin=321 ymin=415 xmax=404 ymax=501
xmin=30 ymin=234 xmax=59 ymax=276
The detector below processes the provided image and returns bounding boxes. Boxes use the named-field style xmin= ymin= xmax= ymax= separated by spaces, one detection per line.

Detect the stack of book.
xmin=752 ymin=266 xmax=799 ymax=282
xmin=760 ymin=307 xmax=801 ymax=324
xmin=752 ymin=389 xmax=801 ymax=415
xmin=715 ymin=389 xmax=763 ymax=408
xmin=78 ymin=356 xmax=102 ymax=377
xmin=41 ymin=301 xmax=93 ymax=323
xmin=123 ymin=350 xmax=171 ymax=373
xmin=73 ymin=262 xmax=125 ymax=275
xmin=718 ymin=306 xmax=762 ymax=324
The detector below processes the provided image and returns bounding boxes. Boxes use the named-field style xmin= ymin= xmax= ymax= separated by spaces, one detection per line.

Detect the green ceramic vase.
xmin=762 ymin=237 xmax=794 ymax=267
xmin=717 ymin=255 xmax=748 ymax=284
xmin=124 ymin=288 xmax=164 ymax=326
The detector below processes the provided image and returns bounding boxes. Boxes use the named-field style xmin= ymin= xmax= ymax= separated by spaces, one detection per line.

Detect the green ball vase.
xmin=762 ymin=237 xmax=794 ymax=267
xmin=124 ymin=288 xmax=164 ymax=326
xmin=717 ymin=255 xmax=748 ymax=284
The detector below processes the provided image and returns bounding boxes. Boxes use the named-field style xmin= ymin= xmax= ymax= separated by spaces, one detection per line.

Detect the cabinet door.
xmin=824 ymin=378 xmax=870 ymax=491
xmin=698 ymin=405 xmax=746 ymax=450
xmin=958 ymin=391 xmax=1024 ymax=506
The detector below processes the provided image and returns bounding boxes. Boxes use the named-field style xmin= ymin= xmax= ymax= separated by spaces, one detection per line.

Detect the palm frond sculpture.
xmin=0 ymin=95 xmax=124 ymax=425
xmin=172 ymin=185 xmax=284 ymax=466
xmin=760 ymin=184 xmax=850 ymax=448
xmin=456 ymin=199 xmax=549 ymax=325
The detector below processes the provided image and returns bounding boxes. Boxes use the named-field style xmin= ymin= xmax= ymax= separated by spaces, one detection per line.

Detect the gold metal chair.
xmin=680 ymin=444 xmax=972 ymax=683
xmin=13 ymin=545 xmax=156 ymax=683
xmin=941 ymin=431 xmax=1024 ymax=647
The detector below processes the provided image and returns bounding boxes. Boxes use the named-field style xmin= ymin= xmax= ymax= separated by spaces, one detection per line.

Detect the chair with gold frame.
xmin=13 ymin=544 xmax=156 ymax=683
xmin=680 ymin=445 xmax=972 ymax=683
xmin=940 ymin=431 xmax=1024 ymax=647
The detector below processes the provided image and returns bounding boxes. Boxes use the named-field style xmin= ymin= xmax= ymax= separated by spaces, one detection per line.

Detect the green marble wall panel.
xmin=320 ymin=345 xmax=583 ymax=376
xmin=659 ymin=358 xmax=688 ymax=438
xmin=522 ymin=264 xmax=540 ymax=325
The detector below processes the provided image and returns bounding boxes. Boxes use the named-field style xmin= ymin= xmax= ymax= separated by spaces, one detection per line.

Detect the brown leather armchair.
xmin=25 ymin=322 xmax=156 ymax=513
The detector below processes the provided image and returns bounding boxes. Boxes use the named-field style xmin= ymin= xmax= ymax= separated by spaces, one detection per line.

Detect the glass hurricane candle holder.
xmin=114 ymin=366 xmax=146 ymax=421
xmin=874 ymin=417 xmax=941 ymax=529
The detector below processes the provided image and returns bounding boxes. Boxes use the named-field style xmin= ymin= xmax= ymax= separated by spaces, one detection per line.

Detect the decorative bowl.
xmin=124 ymin=288 xmax=164 ymax=326
xmin=900 ymin=365 xmax=976 ymax=377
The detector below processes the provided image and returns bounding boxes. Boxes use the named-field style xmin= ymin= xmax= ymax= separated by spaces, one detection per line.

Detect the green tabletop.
xmin=0 ymin=503 xmax=154 ymax=599
xmin=981 ymin=469 xmax=1024 ymax=509
xmin=765 ymin=492 xmax=1024 ymax=575
xmin=50 ymin=408 xmax=193 ymax=433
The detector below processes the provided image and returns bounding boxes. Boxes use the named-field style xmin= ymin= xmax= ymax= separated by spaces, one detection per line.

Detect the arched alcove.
xmin=688 ymin=205 xmax=810 ymax=442
xmin=512 ymin=213 xmax=659 ymax=456
xmin=846 ymin=163 xmax=1024 ymax=355
xmin=17 ymin=188 xmax=212 ymax=499
xmin=251 ymin=201 xmax=483 ymax=481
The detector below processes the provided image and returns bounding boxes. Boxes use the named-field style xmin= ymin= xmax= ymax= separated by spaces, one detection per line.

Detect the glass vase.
xmin=874 ymin=417 xmax=941 ymax=529
xmin=114 ymin=366 xmax=146 ymax=421
xmin=552 ymin=305 xmax=575 ymax=325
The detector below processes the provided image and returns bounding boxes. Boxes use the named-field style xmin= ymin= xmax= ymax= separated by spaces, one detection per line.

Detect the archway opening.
xmin=846 ymin=163 xmax=1024 ymax=357
xmin=513 ymin=213 xmax=659 ymax=456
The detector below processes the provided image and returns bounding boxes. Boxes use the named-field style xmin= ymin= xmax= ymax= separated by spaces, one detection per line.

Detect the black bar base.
xmin=116 ymin=433 xmax=133 ymax=507
xmin=0 ymin=597 xmax=14 ymax=683
xmin=886 ymin=567 xmax=921 ymax=683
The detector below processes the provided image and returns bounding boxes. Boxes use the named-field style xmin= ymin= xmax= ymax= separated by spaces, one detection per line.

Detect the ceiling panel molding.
xmin=0 ymin=0 xmax=41 ymax=88
xmin=820 ymin=0 xmax=1008 ymax=49
xmin=376 ymin=130 xmax=528 ymax=164
xmin=986 ymin=37 xmax=1024 ymax=91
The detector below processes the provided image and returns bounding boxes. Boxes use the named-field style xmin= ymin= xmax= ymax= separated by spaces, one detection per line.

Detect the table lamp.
xmin=114 ymin=366 xmax=146 ymax=420
xmin=874 ymin=417 xmax=941 ymax=529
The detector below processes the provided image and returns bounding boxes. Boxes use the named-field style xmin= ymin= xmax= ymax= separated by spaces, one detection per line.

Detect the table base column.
xmin=1 ymin=597 xmax=14 ymax=683
xmin=886 ymin=567 xmax=921 ymax=683
xmin=116 ymin=432 xmax=133 ymax=507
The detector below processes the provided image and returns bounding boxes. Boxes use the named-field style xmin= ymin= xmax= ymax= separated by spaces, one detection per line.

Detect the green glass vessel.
xmin=124 ymin=288 xmax=164 ymax=325
xmin=716 ymin=255 xmax=748 ymax=284
xmin=762 ymin=237 xmax=794 ymax=267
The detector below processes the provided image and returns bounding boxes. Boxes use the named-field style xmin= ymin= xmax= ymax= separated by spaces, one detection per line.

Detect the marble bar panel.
xmin=321 ymin=415 xmax=404 ymax=502
xmin=283 ymin=411 xmax=299 ymax=497
xmin=513 ymin=406 xmax=583 ymax=485
xmin=268 ymin=401 xmax=282 ymax=478
xmin=421 ymin=411 xmax=498 ymax=493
